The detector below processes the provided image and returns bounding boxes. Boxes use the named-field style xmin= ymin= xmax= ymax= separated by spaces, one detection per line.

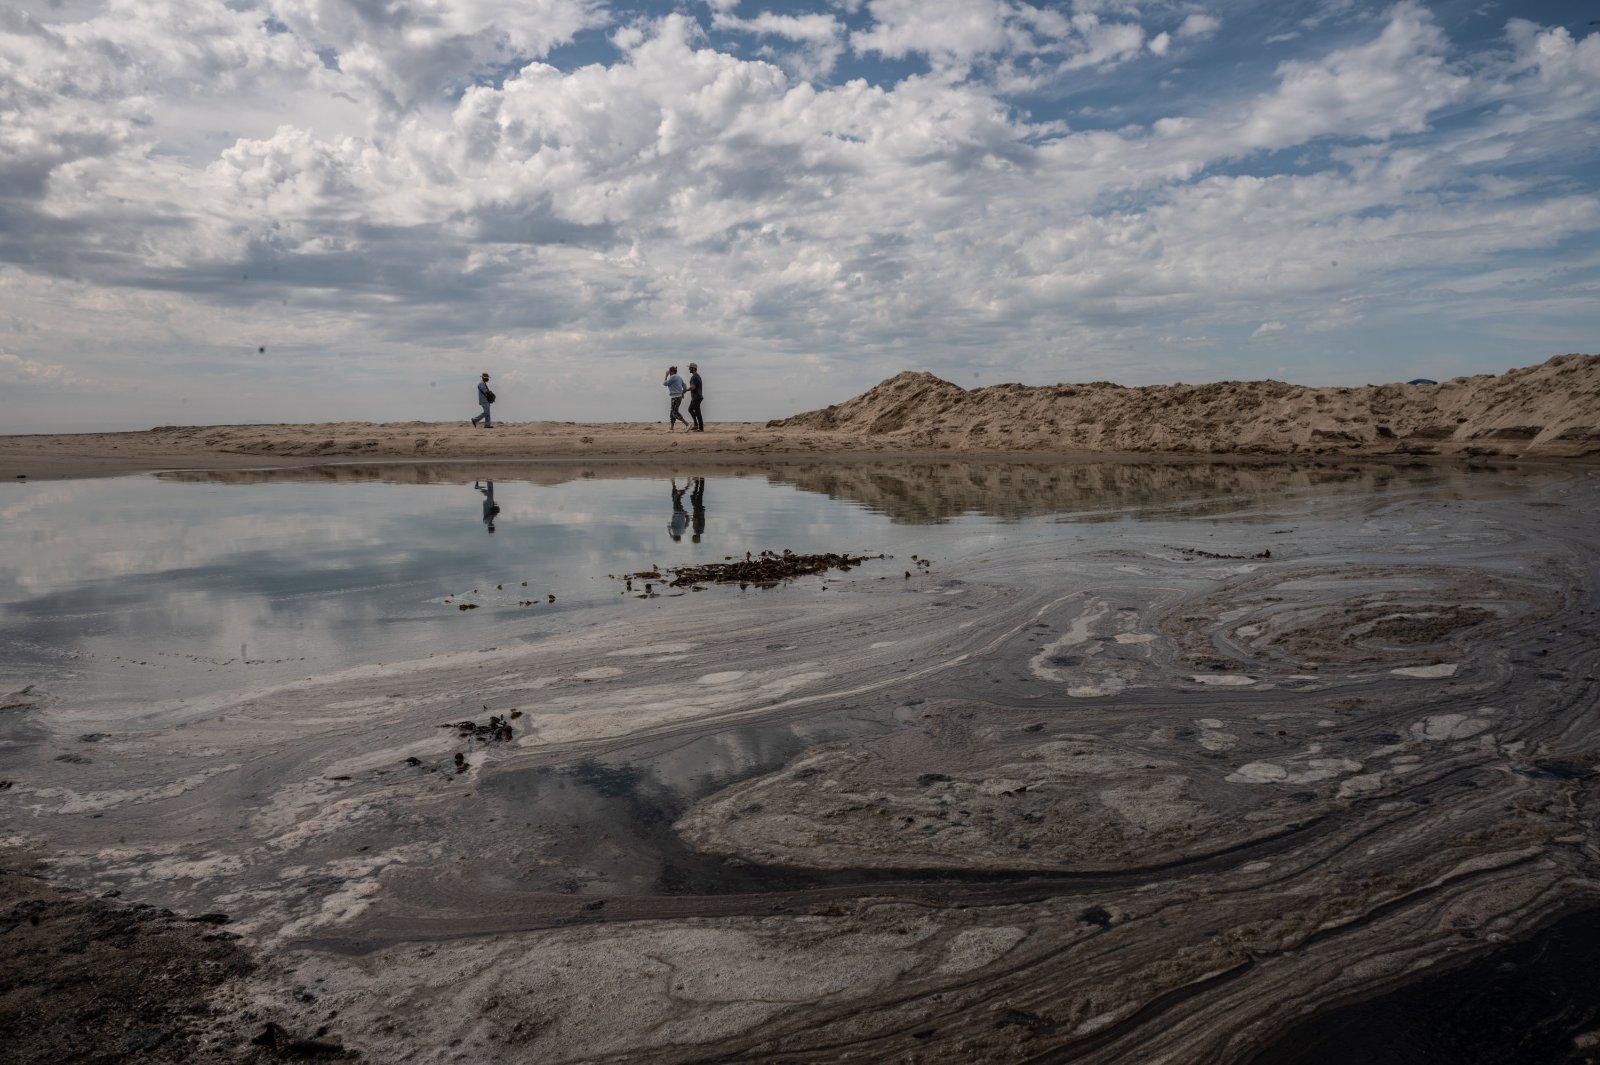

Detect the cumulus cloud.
xmin=1178 ymin=13 xmax=1221 ymax=39
xmin=1229 ymin=2 xmax=1468 ymax=153
xmin=265 ymin=0 xmax=608 ymax=110
xmin=712 ymin=9 xmax=845 ymax=78
xmin=850 ymin=0 xmax=1146 ymax=82
xmin=0 ymin=0 xmax=1597 ymax=430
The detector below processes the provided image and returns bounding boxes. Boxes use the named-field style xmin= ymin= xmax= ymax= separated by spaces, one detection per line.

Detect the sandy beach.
xmin=5 ymin=354 xmax=1596 ymax=482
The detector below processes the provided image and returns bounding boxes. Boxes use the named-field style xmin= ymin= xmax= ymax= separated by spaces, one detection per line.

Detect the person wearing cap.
xmin=471 ymin=373 xmax=496 ymax=428
xmin=686 ymin=362 xmax=705 ymax=432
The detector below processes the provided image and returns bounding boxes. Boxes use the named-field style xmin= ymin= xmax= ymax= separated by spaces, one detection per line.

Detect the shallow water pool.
xmin=0 ymin=458 xmax=1455 ymax=711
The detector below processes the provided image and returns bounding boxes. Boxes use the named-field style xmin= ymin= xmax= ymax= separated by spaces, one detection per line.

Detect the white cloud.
xmin=1230 ymin=2 xmax=1468 ymax=153
xmin=1177 ymin=13 xmax=1221 ymax=39
xmin=1251 ymin=320 xmax=1286 ymax=338
xmin=265 ymin=0 xmax=608 ymax=110
xmin=0 ymin=1 xmax=1597 ymax=429
xmin=849 ymin=0 xmax=1146 ymax=80
xmin=711 ymin=9 xmax=845 ymax=78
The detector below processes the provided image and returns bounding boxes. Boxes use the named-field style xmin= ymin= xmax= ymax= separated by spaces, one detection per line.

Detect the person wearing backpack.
xmin=471 ymin=373 xmax=496 ymax=428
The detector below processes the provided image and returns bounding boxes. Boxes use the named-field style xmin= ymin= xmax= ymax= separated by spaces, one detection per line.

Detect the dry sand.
xmin=775 ymin=352 xmax=1600 ymax=459
xmin=3 ymin=354 xmax=1596 ymax=480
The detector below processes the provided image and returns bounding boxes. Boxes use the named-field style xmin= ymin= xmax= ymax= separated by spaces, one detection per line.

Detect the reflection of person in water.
xmin=690 ymin=477 xmax=706 ymax=543
xmin=475 ymin=479 xmax=500 ymax=533
xmin=669 ymin=478 xmax=689 ymax=542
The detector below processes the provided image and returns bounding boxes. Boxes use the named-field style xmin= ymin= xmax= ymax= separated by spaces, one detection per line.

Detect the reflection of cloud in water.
xmin=3 ymin=460 xmax=1533 ymax=710
xmin=0 ymin=482 xmax=392 ymax=596
xmin=0 ymin=470 xmax=912 ymax=705
xmin=0 ymin=479 xmax=99 ymax=524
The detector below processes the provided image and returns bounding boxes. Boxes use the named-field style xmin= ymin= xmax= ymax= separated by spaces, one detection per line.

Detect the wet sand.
xmin=3 ymin=461 xmax=1599 ymax=1061
xmin=0 ymin=426 xmax=1278 ymax=483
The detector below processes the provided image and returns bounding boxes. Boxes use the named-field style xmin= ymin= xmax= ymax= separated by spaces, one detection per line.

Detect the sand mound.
xmin=771 ymin=355 xmax=1600 ymax=458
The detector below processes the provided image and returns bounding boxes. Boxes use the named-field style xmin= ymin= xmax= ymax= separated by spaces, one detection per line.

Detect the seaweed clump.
xmin=438 ymin=711 xmax=521 ymax=743
xmin=624 ymin=549 xmax=885 ymax=590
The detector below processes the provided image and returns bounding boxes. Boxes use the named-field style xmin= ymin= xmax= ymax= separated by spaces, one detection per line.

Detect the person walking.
xmin=471 ymin=373 xmax=496 ymax=428
xmin=663 ymin=366 xmax=689 ymax=431
xmin=686 ymin=362 xmax=705 ymax=432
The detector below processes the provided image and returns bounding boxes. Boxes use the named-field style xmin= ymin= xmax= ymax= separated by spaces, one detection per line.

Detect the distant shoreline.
xmin=7 ymin=354 xmax=1595 ymax=480
xmin=3 ymin=423 xmax=1595 ymax=483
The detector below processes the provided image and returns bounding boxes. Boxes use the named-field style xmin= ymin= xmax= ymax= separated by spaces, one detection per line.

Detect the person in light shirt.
xmin=662 ymin=366 xmax=689 ymax=431
xmin=471 ymin=373 xmax=495 ymax=428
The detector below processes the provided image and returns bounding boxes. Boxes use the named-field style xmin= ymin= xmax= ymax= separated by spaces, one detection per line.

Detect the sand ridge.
xmin=773 ymin=352 xmax=1600 ymax=459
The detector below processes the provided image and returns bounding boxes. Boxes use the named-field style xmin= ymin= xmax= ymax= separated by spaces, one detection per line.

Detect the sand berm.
xmin=770 ymin=352 xmax=1600 ymax=459
xmin=3 ymin=353 xmax=1597 ymax=479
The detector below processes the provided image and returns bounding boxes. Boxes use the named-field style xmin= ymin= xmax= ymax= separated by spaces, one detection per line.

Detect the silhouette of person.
xmin=686 ymin=363 xmax=705 ymax=432
xmin=476 ymin=479 xmax=499 ymax=533
xmin=668 ymin=478 xmax=689 ymax=542
xmin=663 ymin=366 xmax=689 ymax=431
xmin=690 ymin=477 xmax=706 ymax=543
xmin=472 ymin=373 xmax=495 ymax=428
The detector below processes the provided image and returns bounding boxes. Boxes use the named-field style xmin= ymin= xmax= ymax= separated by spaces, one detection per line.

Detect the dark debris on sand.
xmin=438 ymin=711 xmax=521 ymax=744
xmin=621 ymin=549 xmax=887 ymax=590
xmin=1 ymin=852 xmax=250 ymax=1062
xmin=1172 ymin=546 xmax=1272 ymax=561
xmin=1 ymin=852 xmax=361 ymax=1062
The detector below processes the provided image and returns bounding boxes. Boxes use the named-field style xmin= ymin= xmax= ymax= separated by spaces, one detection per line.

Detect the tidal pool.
xmin=2 ymin=458 xmax=1596 ymax=1064
xmin=0 ymin=459 xmax=1444 ymax=710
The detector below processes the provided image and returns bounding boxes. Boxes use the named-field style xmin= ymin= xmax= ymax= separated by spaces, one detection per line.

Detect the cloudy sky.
xmin=1 ymin=0 xmax=1596 ymax=430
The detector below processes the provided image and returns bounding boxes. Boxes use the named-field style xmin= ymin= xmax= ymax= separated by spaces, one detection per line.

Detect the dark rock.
xmin=251 ymin=1021 xmax=353 ymax=1059
xmin=1080 ymin=905 xmax=1113 ymax=929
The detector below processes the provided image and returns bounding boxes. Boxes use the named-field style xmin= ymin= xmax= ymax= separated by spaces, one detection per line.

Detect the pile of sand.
xmin=771 ymin=354 xmax=1600 ymax=458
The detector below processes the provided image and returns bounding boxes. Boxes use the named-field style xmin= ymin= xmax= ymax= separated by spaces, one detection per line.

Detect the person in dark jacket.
xmin=686 ymin=363 xmax=705 ymax=431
